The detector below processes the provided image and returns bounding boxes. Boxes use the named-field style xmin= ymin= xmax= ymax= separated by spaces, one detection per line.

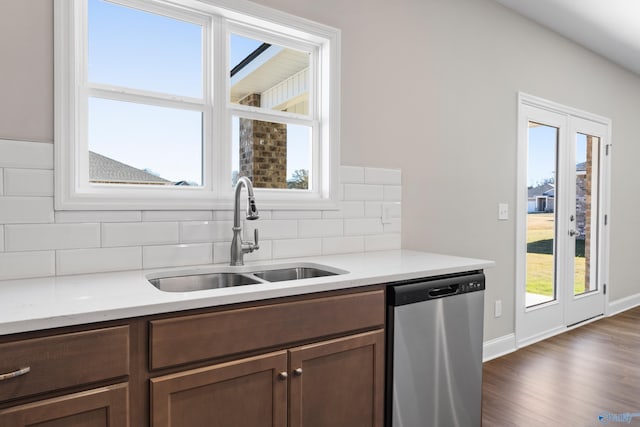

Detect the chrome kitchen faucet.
xmin=230 ymin=176 xmax=260 ymax=266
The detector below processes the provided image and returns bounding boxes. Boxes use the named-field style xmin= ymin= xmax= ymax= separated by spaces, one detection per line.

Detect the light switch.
xmin=381 ymin=202 xmax=399 ymax=224
xmin=498 ymin=203 xmax=509 ymax=220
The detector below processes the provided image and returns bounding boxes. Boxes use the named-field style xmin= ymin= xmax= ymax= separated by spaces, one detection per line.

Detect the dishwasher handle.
xmin=428 ymin=284 xmax=459 ymax=298
xmin=388 ymin=272 xmax=485 ymax=306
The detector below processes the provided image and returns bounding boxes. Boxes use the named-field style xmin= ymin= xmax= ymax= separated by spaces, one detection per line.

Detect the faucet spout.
xmin=230 ymin=177 xmax=260 ymax=266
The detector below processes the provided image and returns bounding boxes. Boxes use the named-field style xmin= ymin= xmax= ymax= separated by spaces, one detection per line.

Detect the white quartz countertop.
xmin=0 ymin=250 xmax=493 ymax=335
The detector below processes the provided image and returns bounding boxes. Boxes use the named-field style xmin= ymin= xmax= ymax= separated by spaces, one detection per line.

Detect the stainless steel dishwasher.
xmin=386 ymin=271 xmax=485 ymax=427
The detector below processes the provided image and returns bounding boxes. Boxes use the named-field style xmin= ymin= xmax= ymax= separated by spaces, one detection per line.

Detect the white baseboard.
xmin=482 ymin=333 xmax=516 ymax=362
xmin=484 ymin=295 xmax=640 ymax=363
xmin=608 ymin=292 xmax=640 ymax=316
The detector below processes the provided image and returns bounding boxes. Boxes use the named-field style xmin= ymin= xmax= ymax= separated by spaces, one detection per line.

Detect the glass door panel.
xmin=573 ymin=133 xmax=600 ymax=296
xmin=517 ymin=95 xmax=609 ymax=344
xmin=526 ymin=122 xmax=559 ymax=308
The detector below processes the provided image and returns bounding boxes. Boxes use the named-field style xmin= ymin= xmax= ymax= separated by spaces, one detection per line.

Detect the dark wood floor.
xmin=482 ymin=307 xmax=640 ymax=427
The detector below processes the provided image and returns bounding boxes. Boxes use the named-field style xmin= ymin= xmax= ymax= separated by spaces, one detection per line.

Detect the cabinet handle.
xmin=293 ymin=367 xmax=303 ymax=376
xmin=0 ymin=367 xmax=31 ymax=381
xmin=278 ymin=371 xmax=288 ymax=380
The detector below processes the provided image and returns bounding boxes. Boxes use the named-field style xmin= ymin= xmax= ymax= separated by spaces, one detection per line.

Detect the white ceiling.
xmin=494 ymin=0 xmax=640 ymax=76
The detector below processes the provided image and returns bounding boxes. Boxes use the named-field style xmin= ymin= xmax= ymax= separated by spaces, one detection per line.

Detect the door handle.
xmin=569 ymin=229 xmax=578 ymax=237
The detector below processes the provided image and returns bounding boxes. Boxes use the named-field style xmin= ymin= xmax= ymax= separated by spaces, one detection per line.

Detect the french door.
xmin=516 ymin=94 xmax=611 ymax=346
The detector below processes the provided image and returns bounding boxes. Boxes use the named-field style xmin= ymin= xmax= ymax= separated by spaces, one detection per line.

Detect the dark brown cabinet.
xmin=0 ymin=326 xmax=131 ymax=426
xmin=150 ymin=331 xmax=384 ymax=427
xmin=0 ymin=286 xmax=384 ymax=427
xmin=149 ymin=289 xmax=385 ymax=427
xmin=151 ymin=351 xmax=288 ymax=427
xmin=0 ymin=383 xmax=129 ymax=427
xmin=289 ymin=330 xmax=384 ymax=427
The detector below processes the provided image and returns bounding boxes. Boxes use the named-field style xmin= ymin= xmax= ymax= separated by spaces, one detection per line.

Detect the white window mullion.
xmin=201 ymin=15 xmax=216 ymax=193
xmin=86 ymin=86 xmax=207 ymax=112
xmin=228 ymin=107 xmax=316 ymax=128
xmin=213 ymin=15 xmax=228 ymax=195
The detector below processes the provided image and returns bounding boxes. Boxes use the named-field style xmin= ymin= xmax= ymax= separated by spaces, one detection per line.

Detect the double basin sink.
xmin=147 ymin=263 xmax=347 ymax=293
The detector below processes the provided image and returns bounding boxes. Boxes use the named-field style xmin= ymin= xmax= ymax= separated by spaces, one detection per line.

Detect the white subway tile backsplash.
xmin=0 ymin=161 xmax=401 ymax=277
xmin=322 ymin=236 xmax=364 ymax=255
xmin=143 ymin=243 xmax=213 ymax=269
xmin=212 ymin=242 xmax=229 ymax=264
xmin=5 ymin=223 xmax=100 ymax=251
xmin=298 ymin=219 xmax=343 ymax=238
xmin=272 ymin=210 xmax=322 ymax=220
xmin=384 ymin=202 xmax=402 ymax=218
xmin=364 ymin=167 xmax=401 ymax=185
xmin=364 ymin=201 xmax=383 ymax=218
xmin=365 ymin=233 xmax=402 ymax=251
xmin=56 ymin=247 xmax=142 ymax=275
xmin=339 ymin=166 xmax=364 ymax=183
xmin=344 ymin=218 xmax=384 ymax=235
xmin=0 ymin=197 xmax=54 ymax=224
xmin=55 ymin=210 xmax=142 ymax=223
xmin=0 ymin=140 xmax=53 ymax=169
xmin=383 ymin=218 xmax=401 ymax=233
xmin=272 ymin=238 xmax=321 ymax=259
xmin=142 ymin=210 xmax=212 ymax=222
xmin=255 ymin=210 xmax=271 ymax=220
xmin=0 ymin=251 xmax=55 ymax=280
xmin=213 ymin=208 xmax=272 ymax=221
xmin=383 ymin=185 xmax=402 ymax=201
xmin=102 ymin=222 xmax=179 ymax=247
xmin=322 ymin=201 xmax=365 ymax=219
xmin=3 ymin=169 xmax=54 ymax=196
xmin=244 ymin=220 xmax=297 ymax=240
xmin=212 ymin=210 xmax=234 ymax=221
xmin=343 ymin=183 xmax=384 ymax=201
xmin=181 ymin=221 xmax=233 ymax=243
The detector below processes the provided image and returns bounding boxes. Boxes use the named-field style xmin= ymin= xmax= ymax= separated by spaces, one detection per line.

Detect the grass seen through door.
xmin=526 ymin=213 xmax=586 ymax=298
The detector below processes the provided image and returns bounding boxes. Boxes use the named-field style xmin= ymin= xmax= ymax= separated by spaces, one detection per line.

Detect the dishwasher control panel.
xmin=388 ymin=271 xmax=485 ymax=306
xmin=459 ymin=278 xmax=484 ymax=293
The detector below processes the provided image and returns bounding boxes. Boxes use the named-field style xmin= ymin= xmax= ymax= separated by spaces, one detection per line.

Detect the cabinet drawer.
xmin=150 ymin=290 xmax=384 ymax=370
xmin=0 ymin=383 xmax=129 ymax=427
xmin=0 ymin=326 xmax=129 ymax=403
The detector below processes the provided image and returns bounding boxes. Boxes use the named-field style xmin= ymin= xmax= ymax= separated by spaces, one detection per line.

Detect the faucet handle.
xmin=241 ymin=228 xmax=259 ymax=255
xmin=252 ymin=228 xmax=260 ymax=250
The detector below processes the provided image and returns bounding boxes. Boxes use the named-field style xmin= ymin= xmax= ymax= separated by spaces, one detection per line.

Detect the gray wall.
xmin=251 ymin=0 xmax=640 ymax=340
xmin=0 ymin=2 xmax=53 ymax=143
xmin=2 ymin=0 xmax=640 ymax=341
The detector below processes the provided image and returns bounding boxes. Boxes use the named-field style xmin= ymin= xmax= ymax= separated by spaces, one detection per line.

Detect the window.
xmin=55 ymin=0 xmax=340 ymax=210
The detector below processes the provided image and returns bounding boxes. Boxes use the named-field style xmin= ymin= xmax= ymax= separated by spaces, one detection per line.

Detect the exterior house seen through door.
xmin=516 ymin=93 xmax=611 ymax=347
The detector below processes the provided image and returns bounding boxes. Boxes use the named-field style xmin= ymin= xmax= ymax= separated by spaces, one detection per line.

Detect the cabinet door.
xmin=151 ymin=351 xmax=287 ymax=427
xmin=0 ymin=383 xmax=129 ymax=427
xmin=288 ymin=330 xmax=384 ymax=427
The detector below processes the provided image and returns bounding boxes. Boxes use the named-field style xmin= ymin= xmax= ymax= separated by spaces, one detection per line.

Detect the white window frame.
xmin=54 ymin=0 xmax=341 ymax=210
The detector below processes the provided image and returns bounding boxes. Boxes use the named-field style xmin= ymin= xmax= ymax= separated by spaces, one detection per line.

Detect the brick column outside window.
xmin=238 ymin=94 xmax=287 ymax=188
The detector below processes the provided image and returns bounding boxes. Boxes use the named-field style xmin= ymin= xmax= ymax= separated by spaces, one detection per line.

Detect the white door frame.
xmin=515 ymin=92 xmax=611 ymax=348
